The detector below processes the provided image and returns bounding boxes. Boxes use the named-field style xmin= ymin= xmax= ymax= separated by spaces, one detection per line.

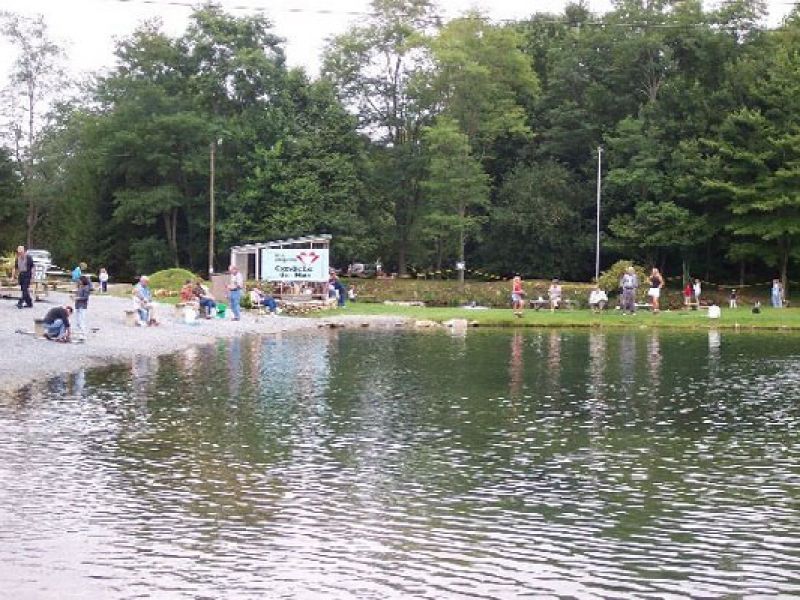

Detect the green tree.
xmin=480 ymin=161 xmax=588 ymax=279
xmin=1 ymin=11 xmax=67 ymax=247
xmin=608 ymin=200 xmax=710 ymax=268
xmin=428 ymin=14 xmax=538 ymax=154
xmin=322 ymin=0 xmax=438 ymax=273
xmin=0 ymin=147 xmax=22 ymax=250
xmin=421 ymin=117 xmax=489 ymax=283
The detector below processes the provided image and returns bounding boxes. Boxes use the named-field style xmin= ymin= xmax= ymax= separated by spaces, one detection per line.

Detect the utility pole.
xmin=209 ymin=140 xmax=216 ymax=276
xmin=595 ymin=145 xmax=603 ymax=282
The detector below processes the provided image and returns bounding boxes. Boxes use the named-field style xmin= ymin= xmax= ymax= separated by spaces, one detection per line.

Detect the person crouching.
xmin=43 ymin=305 xmax=73 ymax=342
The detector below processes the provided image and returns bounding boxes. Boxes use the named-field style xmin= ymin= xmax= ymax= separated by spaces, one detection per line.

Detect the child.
xmin=99 ymin=267 xmax=109 ymax=293
xmin=74 ymin=275 xmax=92 ymax=340
xmin=683 ymin=281 xmax=693 ymax=307
xmin=729 ymin=288 xmax=737 ymax=309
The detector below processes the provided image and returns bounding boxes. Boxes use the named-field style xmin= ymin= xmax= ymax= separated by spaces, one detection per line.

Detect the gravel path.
xmin=0 ymin=292 xmax=409 ymax=394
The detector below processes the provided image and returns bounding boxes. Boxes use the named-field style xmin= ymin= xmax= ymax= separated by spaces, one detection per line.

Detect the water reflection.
xmin=647 ymin=331 xmax=662 ymax=390
xmin=547 ymin=330 xmax=561 ymax=390
xmin=1 ymin=329 xmax=800 ymax=598
xmin=619 ymin=332 xmax=637 ymax=397
xmin=588 ymin=331 xmax=606 ymax=396
xmin=508 ymin=331 xmax=524 ymax=398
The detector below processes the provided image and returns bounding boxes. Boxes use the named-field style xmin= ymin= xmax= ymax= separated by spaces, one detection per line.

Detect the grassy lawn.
xmin=333 ymin=302 xmax=800 ymax=330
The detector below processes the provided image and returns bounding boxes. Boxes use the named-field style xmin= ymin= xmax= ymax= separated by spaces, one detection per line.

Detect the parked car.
xmin=347 ymin=262 xmax=378 ymax=278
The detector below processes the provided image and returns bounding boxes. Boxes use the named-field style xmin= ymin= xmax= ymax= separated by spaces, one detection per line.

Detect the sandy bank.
xmin=0 ymin=292 xmax=410 ymax=394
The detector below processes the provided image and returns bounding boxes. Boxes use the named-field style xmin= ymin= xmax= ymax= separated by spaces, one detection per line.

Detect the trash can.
xmin=216 ymin=303 xmax=227 ymax=318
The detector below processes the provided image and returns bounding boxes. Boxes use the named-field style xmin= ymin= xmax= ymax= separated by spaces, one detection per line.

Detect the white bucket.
xmin=183 ymin=306 xmax=196 ymax=324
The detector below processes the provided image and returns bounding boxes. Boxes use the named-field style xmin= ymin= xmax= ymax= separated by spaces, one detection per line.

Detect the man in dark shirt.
xmin=11 ymin=245 xmax=34 ymax=309
xmin=43 ymin=305 xmax=73 ymax=342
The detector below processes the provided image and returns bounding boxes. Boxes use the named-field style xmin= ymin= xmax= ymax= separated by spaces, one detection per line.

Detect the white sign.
xmin=33 ymin=263 xmax=47 ymax=282
xmin=262 ymin=248 xmax=330 ymax=282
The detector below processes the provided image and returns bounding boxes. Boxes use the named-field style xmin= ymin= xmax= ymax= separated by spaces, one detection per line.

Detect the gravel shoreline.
xmin=0 ymin=292 xmax=410 ymax=395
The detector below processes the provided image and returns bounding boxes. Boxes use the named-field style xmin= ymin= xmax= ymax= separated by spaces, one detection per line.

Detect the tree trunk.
xmin=26 ymin=197 xmax=37 ymax=249
xmin=397 ymin=240 xmax=407 ymax=277
xmin=458 ymin=201 xmax=465 ymax=287
xmin=26 ymin=77 xmax=36 ymax=249
xmin=780 ymin=237 xmax=789 ymax=299
xmin=739 ymin=261 xmax=745 ymax=287
xmin=164 ymin=209 xmax=179 ymax=267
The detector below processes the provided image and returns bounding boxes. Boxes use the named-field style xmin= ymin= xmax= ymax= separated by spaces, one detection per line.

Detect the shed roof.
xmin=231 ymin=234 xmax=332 ymax=252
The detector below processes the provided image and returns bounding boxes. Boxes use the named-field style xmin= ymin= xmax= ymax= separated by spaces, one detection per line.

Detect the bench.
xmin=529 ymin=298 xmax=577 ymax=310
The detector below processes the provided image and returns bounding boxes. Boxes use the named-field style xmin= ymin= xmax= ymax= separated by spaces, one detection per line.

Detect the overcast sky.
xmin=0 ymin=0 xmax=795 ymax=87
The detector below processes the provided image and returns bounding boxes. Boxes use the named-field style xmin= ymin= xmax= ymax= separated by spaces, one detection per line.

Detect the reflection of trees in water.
xmin=259 ymin=333 xmax=333 ymax=402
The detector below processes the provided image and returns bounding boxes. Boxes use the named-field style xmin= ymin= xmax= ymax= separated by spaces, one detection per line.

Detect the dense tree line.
xmin=1 ymin=1 xmax=799 ymax=290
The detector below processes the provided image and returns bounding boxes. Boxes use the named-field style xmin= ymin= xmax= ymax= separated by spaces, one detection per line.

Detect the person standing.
xmin=620 ymin=266 xmax=639 ymax=314
xmin=98 ymin=267 xmax=109 ymax=293
xmin=648 ymin=268 xmax=664 ymax=313
xmin=71 ymin=262 xmax=86 ymax=284
xmin=511 ymin=275 xmax=524 ymax=317
xmin=729 ymin=288 xmax=738 ymax=309
xmin=683 ymin=281 xmax=693 ymax=308
xmin=693 ymin=278 xmax=702 ymax=306
xmin=74 ymin=275 xmax=92 ymax=340
xmin=329 ymin=272 xmax=347 ymax=307
xmin=12 ymin=245 xmax=34 ymax=309
xmin=771 ymin=278 xmax=783 ymax=308
xmin=228 ymin=265 xmax=244 ymax=321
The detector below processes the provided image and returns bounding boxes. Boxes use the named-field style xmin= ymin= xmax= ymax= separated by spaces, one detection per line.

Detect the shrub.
xmin=0 ymin=252 xmax=13 ymax=278
xmin=148 ymin=268 xmax=197 ymax=292
xmin=597 ymin=260 xmax=649 ymax=301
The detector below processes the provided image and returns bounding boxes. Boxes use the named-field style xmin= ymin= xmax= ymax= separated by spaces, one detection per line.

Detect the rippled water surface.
xmin=1 ymin=329 xmax=800 ymax=599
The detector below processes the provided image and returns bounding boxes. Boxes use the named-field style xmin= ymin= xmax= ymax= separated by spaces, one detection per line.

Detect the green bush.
xmin=597 ymin=260 xmax=649 ymax=301
xmin=148 ymin=268 xmax=197 ymax=292
xmin=341 ymin=277 xmax=592 ymax=307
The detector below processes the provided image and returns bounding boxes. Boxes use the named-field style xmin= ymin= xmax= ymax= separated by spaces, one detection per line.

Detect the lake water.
xmin=1 ymin=329 xmax=799 ymax=599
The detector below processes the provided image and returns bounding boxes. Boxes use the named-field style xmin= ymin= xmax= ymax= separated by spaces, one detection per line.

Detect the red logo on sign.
xmin=296 ymin=251 xmax=320 ymax=265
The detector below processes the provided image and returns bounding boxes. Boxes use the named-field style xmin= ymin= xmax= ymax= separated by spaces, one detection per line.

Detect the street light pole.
xmin=595 ymin=145 xmax=603 ymax=282
xmin=208 ymin=140 xmax=216 ymax=276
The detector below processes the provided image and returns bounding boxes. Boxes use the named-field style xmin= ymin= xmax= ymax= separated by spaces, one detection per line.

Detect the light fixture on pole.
xmin=595 ymin=145 xmax=603 ymax=282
